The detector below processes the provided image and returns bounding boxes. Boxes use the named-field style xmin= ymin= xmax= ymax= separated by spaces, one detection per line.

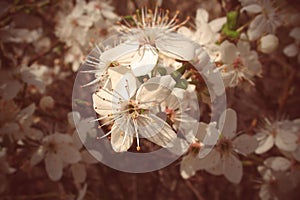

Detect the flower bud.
xmin=259 ymin=34 xmax=279 ymax=54
xmin=39 ymin=96 xmax=54 ymax=110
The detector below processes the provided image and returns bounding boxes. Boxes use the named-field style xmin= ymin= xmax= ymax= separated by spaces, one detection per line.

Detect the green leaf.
xmin=137 ymin=74 xmax=150 ymax=83
xmin=170 ymin=64 xmax=186 ymax=81
xmin=171 ymin=70 xmax=182 ymax=81
xmin=176 ymin=64 xmax=186 ymax=75
xmin=226 ymin=11 xmax=239 ymax=30
xmin=175 ymin=79 xmax=188 ymax=89
xmin=222 ymin=24 xmax=240 ymax=39
xmin=157 ymin=67 xmax=167 ymax=76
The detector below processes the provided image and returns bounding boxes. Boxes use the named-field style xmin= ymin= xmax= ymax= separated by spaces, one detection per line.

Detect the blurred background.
xmin=1 ymin=0 xmax=300 ymax=199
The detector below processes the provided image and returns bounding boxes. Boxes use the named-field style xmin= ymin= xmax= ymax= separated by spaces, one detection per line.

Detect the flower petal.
xmin=264 ymin=156 xmax=291 ymax=171
xmin=218 ymin=108 xmax=237 ymax=139
xmin=180 ymin=154 xmax=197 ymax=179
xmin=233 ymin=134 xmax=258 ymax=155
xmin=45 ymin=152 xmax=63 ymax=181
xmin=130 ymin=44 xmax=158 ymax=76
xmin=108 ymin=67 xmax=137 ymax=99
xmin=30 ymin=146 xmax=45 ymax=166
xmin=220 ymin=41 xmax=238 ymax=64
xmin=223 ymin=154 xmax=243 ymax=184
xmin=248 ymin=15 xmax=267 ymax=41
xmin=206 ymin=160 xmax=223 ymax=175
xmin=199 ymin=122 xmax=220 ymax=158
xmin=100 ymin=41 xmax=139 ymax=64
xmin=92 ymin=89 xmax=115 ymax=116
xmin=292 ymin=147 xmax=300 ymax=162
xmin=255 ymin=134 xmax=274 ymax=154
xmin=195 ymin=149 xmax=221 ymax=170
xmin=209 ymin=17 xmax=227 ymax=33
xmin=275 ymin=131 xmax=298 ymax=152
xmin=136 ymin=75 xmax=175 ymax=103
xmin=110 ymin=117 xmax=134 ymax=152
xmin=241 ymin=4 xmax=262 ymax=14
xmin=167 ymin=138 xmax=189 ymax=156
xmin=156 ymin=33 xmax=195 ymax=60
xmin=71 ymin=163 xmax=87 ymax=183
xmin=57 ymin=144 xmax=81 ymax=164
xmin=283 ymin=43 xmax=298 ymax=57
xmin=138 ymin=114 xmax=176 ymax=148
xmin=196 ymin=8 xmax=209 ymax=23
xmin=289 ymin=27 xmax=300 ymax=41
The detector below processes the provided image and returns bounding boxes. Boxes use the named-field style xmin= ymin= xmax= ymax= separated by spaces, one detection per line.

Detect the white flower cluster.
xmin=55 ymin=0 xmax=119 ymax=71
xmin=84 ymin=8 xmax=205 ymax=152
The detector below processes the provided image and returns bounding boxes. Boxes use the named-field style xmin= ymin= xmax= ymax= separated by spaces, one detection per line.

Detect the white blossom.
xmin=55 ymin=0 xmax=92 ymax=47
xmin=240 ymin=0 xmax=282 ymax=41
xmin=0 ymin=103 xmax=43 ymax=141
xmin=218 ymin=38 xmax=262 ymax=87
xmin=118 ymin=8 xmax=196 ymax=76
xmin=255 ymin=119 xmax=298 ymax=154
xmin=178 ymin=8 xmax=226 ymax=59
xmin=93 ymin=70 xmax=177 ymax=152
xmin=0 ymin=27 xmax=43 ymax=43
xmin=259 ymin=34 xmax=279 ymax=54
xmin=30 ymin=133 xmax=81 ymax=181
xmin=283 ymin=27 xmax=300 ymax=64
xmin=180 ymin=109 xmax=258 ymax=183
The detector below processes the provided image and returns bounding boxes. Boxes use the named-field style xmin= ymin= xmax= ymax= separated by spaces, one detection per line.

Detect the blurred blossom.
xmin=257 ymin=156 xmax=300 ymax=200
xmin=0 ymin=103 xmax=43 ymax=141
xmin=30 ymin=133 xmax=81 ymax=181
xmin=239 ymin=0 xmax=282 ymax=41
xmin=258 ymin=34 xmax=279 ymax=54
xmin=178 ymin=8 xmax=226 ymax=59
xmin=180 ymin=109 xmax=258 ymax=183
xmin=255 ymin=119 xmax=299 ymax=154
xmin=283 ymin=27 xmax=300 ymax=64
xmin=217 ymin=37 xmax=262 ymax=87
xmin=0 ymin=27 xmax=43 ymax=43
xmin=55 ymin=0 xmax=118 ymax=49
xmin=64 ymin=44 xmax=84 ymax=72
xmin=39 ymin=96 xmax=55 ymax=111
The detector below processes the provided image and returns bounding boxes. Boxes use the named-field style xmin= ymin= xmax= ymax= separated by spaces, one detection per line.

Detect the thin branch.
xmin=269 ymin=54 xmax=298 ymax=113
xmin=185 ymin=180 xmax=205 ymax=200
xmin=28 ymin=41 xmax=62 ymax=66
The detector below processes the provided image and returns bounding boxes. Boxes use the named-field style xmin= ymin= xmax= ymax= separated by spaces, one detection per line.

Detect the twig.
xmin=185 ymin=180 xmax=205 ymax=200
xmin=130 ymin=0 xmax=139 ymax=9
xmin=270 ymin=54 xmax=298 ymax=113
xmin=28 ymin=41 xmax=62 ymax=66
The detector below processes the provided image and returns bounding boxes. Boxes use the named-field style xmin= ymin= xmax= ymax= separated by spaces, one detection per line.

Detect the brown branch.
xmin=185 ymin=180 xmax=205 ymax=200
xmin=269 ymin=54 xmax=298 ymax=113
xmin=28 ymin=41 xmax=62 ymax=66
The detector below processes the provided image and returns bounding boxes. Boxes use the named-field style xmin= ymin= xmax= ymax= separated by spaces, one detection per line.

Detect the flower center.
xmin=217 ymin=137 xmax=233 ymax=155
xmin=189 ymin=142 xmax=202 ymax=157
xmin=45 ymin=142 xmax=57 ymax=153
xmin=122 ymin=100 xmax=147 ymax=119
xmin=233 ymin=56 xmax=242 ymax=69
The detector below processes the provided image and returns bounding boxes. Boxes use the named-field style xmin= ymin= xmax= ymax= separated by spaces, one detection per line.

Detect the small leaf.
xmin=222 ymin=24 xmax=240 ymax=39
xmin=137 ymin=74 xmax=150 ymax=83
xmin=156 ymin=67 xmax=167 ymax=76
xmin=226 ymin=11 xmax=239 ymax=30
xmin=175 ymin=79 xmax=188 ymax=89
xmin=171 ymin=70 xmax=182 ymax=81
